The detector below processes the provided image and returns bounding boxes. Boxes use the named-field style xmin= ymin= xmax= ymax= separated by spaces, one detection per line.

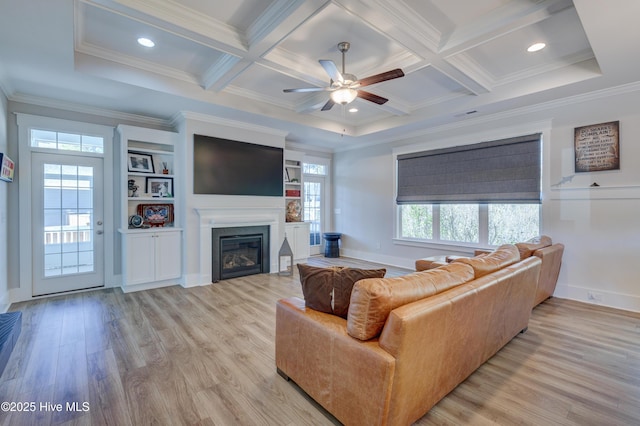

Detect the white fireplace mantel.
xmin=195 ymin=207 xmax=283 ymax=285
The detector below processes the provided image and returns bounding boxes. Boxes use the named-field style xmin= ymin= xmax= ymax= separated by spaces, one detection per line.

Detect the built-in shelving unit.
xmin=117 ymin=124 xmax=183 ymax=292
xmin=284 ymin=151 xmax=310 ymax=262
xmin=285 ymin=152 xmax=304 ymax=223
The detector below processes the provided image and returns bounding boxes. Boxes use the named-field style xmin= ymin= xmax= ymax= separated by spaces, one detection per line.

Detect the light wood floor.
xmin=1 ymin=256 xmax=640 ymax=425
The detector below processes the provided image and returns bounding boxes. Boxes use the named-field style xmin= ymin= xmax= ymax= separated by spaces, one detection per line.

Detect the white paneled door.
xmin=31 ymin=152 xmax=104 ymax=296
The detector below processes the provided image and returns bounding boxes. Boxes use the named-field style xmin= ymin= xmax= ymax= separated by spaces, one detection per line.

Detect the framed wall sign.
xmin=0 ymin=153 xmax=15 ymax=182
xmin=574 ymin=121 xmax=620 ymax=172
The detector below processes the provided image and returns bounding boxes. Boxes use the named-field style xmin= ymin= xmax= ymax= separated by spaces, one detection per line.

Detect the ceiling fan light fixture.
xmin=330 ymin=88 xmax=357 ymax=105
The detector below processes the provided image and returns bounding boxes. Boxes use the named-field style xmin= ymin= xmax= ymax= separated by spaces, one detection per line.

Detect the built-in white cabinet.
xmin=117 ymin=124 xmax=183 ymax=292
xmin=124 ymin=230 xmax=182 ymax=287
xmin=284 ymin=222 xmax=310 ymax=262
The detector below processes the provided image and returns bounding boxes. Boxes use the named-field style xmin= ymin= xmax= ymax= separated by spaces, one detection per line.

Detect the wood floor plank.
xmin=2 ymin=255 xmax=640 ymax=425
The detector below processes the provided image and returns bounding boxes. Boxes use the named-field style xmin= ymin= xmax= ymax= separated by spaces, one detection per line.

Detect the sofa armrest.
xmin=276 ymin=297 xmax=396 ymax=426
xmin=532 ymin=243 xmax=564 ymax=306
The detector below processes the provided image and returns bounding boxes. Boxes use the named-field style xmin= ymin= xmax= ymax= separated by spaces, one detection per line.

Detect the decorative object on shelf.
xmin=128 ymin=179 xmax=139 ymax=197
xmin=128 ymin=214 xmax=143 ymax=228
xmin=146 ymin=177 xmax=173 ymax=197
xmin=286 ymin=199 xmax=302 ymax=222
xmin=574 ymin=121 xmax=620 ymax=172
xmin=290 ymin=178 xmax=299 ymax=183
xmin=137 ymin=203 xmax=174 ymax=227
xmin=286 ymin=189 xmax=301 ymax=197
xmin=278 ymin=234 xmax=294 ymax=276
xmin=162 ymin=162 xmax=169 ymax=174
xmin=284 ymin=168 xmax=290 ymax=182
xmin=127 ymin=152 xmax=155 ymax=173
xmin=0 ymin=152 xmax=15 ymax=182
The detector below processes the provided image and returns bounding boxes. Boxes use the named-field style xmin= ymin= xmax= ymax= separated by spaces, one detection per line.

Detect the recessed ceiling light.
xmin=527 ymin=42 xmax=546 ymax=53
xmin=137 ymin=37 xmax=155 ymax=48
xmin=348 ymin=107 xmax=358 ymax=113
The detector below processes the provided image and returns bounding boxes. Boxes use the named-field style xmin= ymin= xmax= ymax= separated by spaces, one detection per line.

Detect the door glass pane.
xmin=43 ymin=163 xmax=95 ymax=277
xmin=304 ymin=181 xmax=322 ymax=246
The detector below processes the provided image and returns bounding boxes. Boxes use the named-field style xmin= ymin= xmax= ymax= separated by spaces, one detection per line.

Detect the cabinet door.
xmin=155 ymin=231 xmax=182 ymax=281
xmin=295 ymin=224 xmax=310 ymax=260
xmin=286 ymin=223 xmax=310 ymax=261
xmin=126 ymin=234 xmax=156 ymax=285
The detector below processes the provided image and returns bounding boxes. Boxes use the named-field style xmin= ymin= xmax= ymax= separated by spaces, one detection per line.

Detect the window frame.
xmin=396 ymin=203 xmax=541 ymax=251
xmin=392 ymin=124 xmax=550 ymax=252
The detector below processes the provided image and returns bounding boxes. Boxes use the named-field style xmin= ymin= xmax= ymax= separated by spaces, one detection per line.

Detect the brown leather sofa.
xmin=415 ymin=236 xmax=564 ymax=307
xmin=276 ymin=245 xmax=542 ymax=425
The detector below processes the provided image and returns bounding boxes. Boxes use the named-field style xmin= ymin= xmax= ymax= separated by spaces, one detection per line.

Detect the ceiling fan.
xmin=283 ymin=42 xmax=405 ymax=111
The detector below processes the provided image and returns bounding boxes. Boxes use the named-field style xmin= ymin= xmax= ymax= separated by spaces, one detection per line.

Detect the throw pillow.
xmin=297 ymin=264 xmax=386 ymax=318
xmin=297 ymin=264 xmax=336 ymax=314
xmin=333 ymin=267 xmax=387 ymax=318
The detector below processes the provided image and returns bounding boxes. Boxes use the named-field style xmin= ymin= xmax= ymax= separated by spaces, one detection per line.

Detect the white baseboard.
xmin=554 ymin=284 xmax=640 ymax=313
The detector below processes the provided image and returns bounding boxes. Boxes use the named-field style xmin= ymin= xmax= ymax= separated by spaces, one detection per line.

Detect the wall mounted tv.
xmin=193 ymin=134 xmax=283 ymax=196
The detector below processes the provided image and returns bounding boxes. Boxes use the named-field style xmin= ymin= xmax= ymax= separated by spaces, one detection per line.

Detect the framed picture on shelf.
xmin=137 ymin=203 xmax=174 ymax=227
xmin=127 ymin=152 xmax=155 ymax=173
xmin=146 ymin=177 xmax=173 ymax=197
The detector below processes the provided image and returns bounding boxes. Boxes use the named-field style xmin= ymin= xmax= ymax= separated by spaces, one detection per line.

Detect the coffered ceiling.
xmin=1 ymin=0 xmax=640 ymax=150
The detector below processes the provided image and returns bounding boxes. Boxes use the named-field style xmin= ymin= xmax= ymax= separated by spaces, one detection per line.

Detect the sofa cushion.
xmin=451 ymin=244 xmax=520 ymax=278
xmin=347 ymin=263 xmax=474 ymax=341
xmin=297 ymin=264 xmax=386 ymax=318
xmin=515 ymin=235 xmax=553 ymax=259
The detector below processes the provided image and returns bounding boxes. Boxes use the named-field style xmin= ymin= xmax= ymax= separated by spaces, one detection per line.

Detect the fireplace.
xmin=212 ymin=225 xmax=270 ymax=282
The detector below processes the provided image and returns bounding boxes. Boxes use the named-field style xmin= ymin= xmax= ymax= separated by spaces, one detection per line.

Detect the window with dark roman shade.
xmin=396 ymin=133 xmax=541 ymax=204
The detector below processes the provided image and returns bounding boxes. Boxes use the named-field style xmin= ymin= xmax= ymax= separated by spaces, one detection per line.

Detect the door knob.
xmin=96 ymin=230 xmax=103 ymax=235
xmin=97 ymin=220 xmax=103 ymax=226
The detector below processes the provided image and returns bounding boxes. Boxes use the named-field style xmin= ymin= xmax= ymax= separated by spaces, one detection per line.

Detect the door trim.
xmin=16 ymin=113 xmax=115 ymax=302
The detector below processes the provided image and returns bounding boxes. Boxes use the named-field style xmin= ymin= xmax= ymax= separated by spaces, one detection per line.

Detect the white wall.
xmin=334 ymin=87 xmax=640 ymax=312
xmin=175 ymin=113 xmax=288 ymax=286
xmin=0 ymin=91 xmax=9 ymax=311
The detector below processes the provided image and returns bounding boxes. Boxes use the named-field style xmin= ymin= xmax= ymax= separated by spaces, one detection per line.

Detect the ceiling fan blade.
xmin=356 ymin=69 xmax=404 ymax=88
xmin=319 ymin=60 xmax=344 ymax=83
xmin=357 ymin=90 xmax=388 ymax=105
xmin=321 ymin=98 xmax=335 ymax=111
xmin=283 ymin=87 xmax=330 ymax=93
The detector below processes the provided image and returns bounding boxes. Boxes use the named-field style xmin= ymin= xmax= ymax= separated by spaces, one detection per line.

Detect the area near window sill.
xmin=393 ymin=238 xmax=494 ymax=255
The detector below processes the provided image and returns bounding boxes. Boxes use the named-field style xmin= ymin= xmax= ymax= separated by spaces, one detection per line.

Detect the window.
xmin=303 ymin=162 xmax=328 ymax=249
xmin=31 ymin=129 xmax=104 ymax=153
xmin=397 ymin=133 xmax=541 ymax=247
xmin=303 ymin=163 xmax=327 ymax=175
xmin=400 ymin=203 xmax=539 ymax=247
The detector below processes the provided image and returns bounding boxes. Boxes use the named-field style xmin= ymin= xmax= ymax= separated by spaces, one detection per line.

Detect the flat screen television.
xmin=193 ymin=134 xmax=283 ymax=196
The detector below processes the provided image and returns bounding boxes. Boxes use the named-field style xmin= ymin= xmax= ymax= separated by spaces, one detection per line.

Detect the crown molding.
xmin=9 ymin=93 xmax=172 ymax=128
xmin=172 ymin=111 xmax=289 ymax=138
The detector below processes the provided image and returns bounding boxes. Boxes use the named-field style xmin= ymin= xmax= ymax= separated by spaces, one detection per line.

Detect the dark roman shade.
xmin=396 ymin=133 xmax=541 ymax=204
